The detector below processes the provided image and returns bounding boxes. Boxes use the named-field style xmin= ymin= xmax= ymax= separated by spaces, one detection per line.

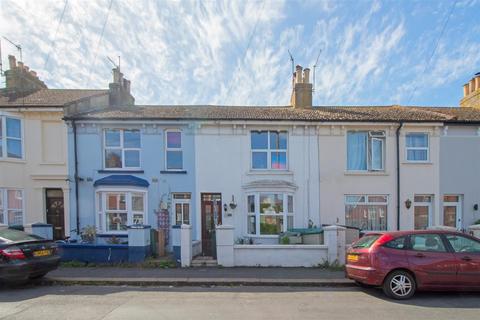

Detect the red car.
xmin=346 ymin=230 xmax=480 ymax=299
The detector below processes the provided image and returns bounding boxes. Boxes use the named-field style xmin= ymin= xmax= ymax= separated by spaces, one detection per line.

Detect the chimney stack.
xmin=108 ymin=67 xmax=134 ymax=107
xmin=460 ymin=72 xmax=480 ymax=109
xmin=290 ymin=64 xmax=313 ymax=108
xmin=2 ymin=55 xmax=47 ymax=97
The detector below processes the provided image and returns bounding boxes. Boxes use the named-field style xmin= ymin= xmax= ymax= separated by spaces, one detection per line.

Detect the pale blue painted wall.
xmin=67 ymin=122 xmax=197 ymax=246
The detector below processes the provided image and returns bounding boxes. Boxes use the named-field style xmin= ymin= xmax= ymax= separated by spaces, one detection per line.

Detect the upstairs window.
xmin=251 ymin=131 xmax=287 ymax=170
xmin=0 ymin=116 xmax=23 ymax=159
xmin=165 ymin=130 xmax=183 ymax=170
xmin=347 ymin=131 xmax=385 ymax=171
xmin=104 ymin=129 xmax=141 ymax=169
xmin=406 ymin=133 xmax=429 ymax=162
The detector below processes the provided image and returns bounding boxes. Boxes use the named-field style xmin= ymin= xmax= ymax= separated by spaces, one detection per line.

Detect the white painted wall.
xmin=0 ymin=109 xmax=69 ymax=233
xmin=194 ymin=123 xmax=320 ymax=243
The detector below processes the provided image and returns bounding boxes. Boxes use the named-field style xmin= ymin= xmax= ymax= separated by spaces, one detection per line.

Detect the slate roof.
xmin=65 ymin=105 xmax=480 ymax=123
xmin=0 ymin=89 xmax=108 ymax=107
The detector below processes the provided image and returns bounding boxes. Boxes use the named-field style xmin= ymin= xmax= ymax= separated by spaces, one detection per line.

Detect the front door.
xmin=46 ymin=189 xmax=65 ymax=240
xmin=201 ymin=193 xmax=222 ymax=257
xmin=443 ymin=195 xmax=462 ymax=229
xmin=413 ymin=195 xmax=432 ymax=230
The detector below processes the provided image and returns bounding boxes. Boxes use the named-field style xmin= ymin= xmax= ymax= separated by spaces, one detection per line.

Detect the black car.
xmin=0 ymin=228 xmax=60 ymax=282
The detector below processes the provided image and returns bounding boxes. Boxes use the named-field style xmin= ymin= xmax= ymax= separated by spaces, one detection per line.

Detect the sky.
xmin=0 ymin=0 xmax=479 ymax=107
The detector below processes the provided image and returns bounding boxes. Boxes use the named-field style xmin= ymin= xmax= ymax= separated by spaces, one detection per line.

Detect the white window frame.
xmin=405 ymin=132 xmax=429 ymax=163
xmin=443 ymin=194 xmax=462 ymax=229
xmin=344 ymin=194 xmax=388 ymax=231
xmin=0 ymin=115 xmax=24 ymax=160
xmin=0 ymin=188 xmax=24 ymax=226
xmin=165 ymin=129 xmax=183 ymax=171
xmin=245 ymin=192 xmax=294 ymax=237
xmin=413 ymin=194 xmax=433 ymax=230
xmin=346 ymin=130 xmax=385 ymax=172
xmin=103 ymin=129 xmax=141 ymax=170
xmin=172 ymin=193 xmax=191 ymax=225
xmin=95 ymin=188 xmax=147 ymax=234
xmin=250 ymin=130 xmax=288 ymax=171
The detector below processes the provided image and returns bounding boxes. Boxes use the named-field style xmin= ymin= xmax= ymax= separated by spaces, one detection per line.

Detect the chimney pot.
xmin=303 ymin=68 xmax=310 ymax=84
xmin=469 ymin=79 xmax=475 ymax=93
xmin=463 ymin=83 xmax=470 ymax=97
xmin=8 ymin=55 xmax=16 ymax=69
xmin=295 ymin=65 xmax=303 ymax=83
xmin=17 ymin=61 xmax=24 ymax=69
xmin=475 ymin=75 xmax=480 ymax=91
xmin=30 ymin=70 xmax=37 ymax=77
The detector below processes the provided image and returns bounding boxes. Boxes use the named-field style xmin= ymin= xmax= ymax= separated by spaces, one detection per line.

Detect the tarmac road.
xmin=0 ymin=285 xmax=479 ymax=320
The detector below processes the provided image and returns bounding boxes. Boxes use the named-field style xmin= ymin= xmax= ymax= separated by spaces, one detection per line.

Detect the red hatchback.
xmin=346 ymin=230 xmax=480 ymax=299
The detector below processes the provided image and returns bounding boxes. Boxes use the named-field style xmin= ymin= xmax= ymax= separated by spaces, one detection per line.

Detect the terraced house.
xmin=0 ymin=56 xmax=107 ymax=238
xmin=63 ymin=65 xmax=480 ymax=266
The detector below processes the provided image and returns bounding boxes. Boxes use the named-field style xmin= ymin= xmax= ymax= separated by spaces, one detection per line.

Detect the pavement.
xmin=1 ymin=285 xmax=479 ymax=320
xmin=44 ymin=266 xmax=352 ymax=287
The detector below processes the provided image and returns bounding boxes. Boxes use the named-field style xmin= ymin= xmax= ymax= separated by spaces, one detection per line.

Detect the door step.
xmin=191 ymin=256 xmax=218 ymax=267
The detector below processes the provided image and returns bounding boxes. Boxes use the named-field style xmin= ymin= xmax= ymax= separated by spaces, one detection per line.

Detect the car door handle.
xmin=461 ymin=256 xmax=472 ymax=261
xmin=415 ymin=253 xmax=425 ymax=258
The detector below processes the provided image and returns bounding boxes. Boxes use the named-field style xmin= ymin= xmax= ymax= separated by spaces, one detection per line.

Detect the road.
xmin=0 ymin=285 xmax=479 ymax=320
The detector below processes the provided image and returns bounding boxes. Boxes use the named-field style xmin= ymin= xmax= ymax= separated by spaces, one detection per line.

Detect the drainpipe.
xmin=396 ymin=122 xmax=404 ymax=231
xmin=72 ymin=120 xmax=80 ymax=235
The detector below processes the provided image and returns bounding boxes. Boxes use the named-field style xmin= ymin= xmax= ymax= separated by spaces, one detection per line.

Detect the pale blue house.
xmin=63 ymin=69 xmax=197 ymax=252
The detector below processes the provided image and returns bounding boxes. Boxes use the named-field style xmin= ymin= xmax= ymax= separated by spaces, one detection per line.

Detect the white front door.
xmin=443 ymin=195 xmax=462 ymax=229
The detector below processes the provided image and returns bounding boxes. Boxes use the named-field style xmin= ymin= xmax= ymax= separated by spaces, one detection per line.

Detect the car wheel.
xmin=383 ymin=270 xmax=416 ymax=300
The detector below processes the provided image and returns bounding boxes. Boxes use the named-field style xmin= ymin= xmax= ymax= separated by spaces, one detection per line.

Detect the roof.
xmin=93 ymin=175 xmax=149 ymax=188
xmin=65 ymin=105 xmax=480 ymax=123
xmin=0 ymin=89 xmax=108 ymax=108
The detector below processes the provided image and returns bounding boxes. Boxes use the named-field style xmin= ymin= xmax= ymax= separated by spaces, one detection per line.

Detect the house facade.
xmin=64 ymin=66 xmax=480 ymax=260
xmin=0 ymin=56 xmax=107 ymax=239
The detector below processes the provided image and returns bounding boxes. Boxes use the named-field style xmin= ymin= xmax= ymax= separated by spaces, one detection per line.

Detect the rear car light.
xmin=0 ymin=247 xmax=27 ymax=260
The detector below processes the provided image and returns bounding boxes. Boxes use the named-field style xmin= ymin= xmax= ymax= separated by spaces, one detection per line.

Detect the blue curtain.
xmin=347 ymin=132 xmax=367 ymax=170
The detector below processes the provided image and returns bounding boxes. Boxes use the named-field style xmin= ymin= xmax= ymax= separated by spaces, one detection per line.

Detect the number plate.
xmin=33 ymin=249 xmax=51 ymax=257
xmin=347 ymin=254 xmax=359 ymax=262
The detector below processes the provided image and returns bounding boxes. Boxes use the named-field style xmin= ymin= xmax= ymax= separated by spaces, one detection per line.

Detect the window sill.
xmin=40 ymin=161 xmax=66 ymax=166
xmin=247 ymin=170 xmax=293 ymax=176
xmin=401 ymin=161 xmax=433 ymax=165
xmin=98 ymin=169 xmax=145 ymax=174
xmin=160 ymin=170 xmax=187 ymax=174
xmin=344 ymin=171 xmax=389 ymax=176
xmin=0 ymin=158 xmax=26 ymax=164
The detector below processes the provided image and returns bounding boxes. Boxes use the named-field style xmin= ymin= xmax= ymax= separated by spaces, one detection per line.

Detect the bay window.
xmin=0 ymin=116 xmax=23 ymax=159
xmin=251 ymin=131 xmax=288 ymax=170
xmin=104 ymin=129 xmax=141 ymax=169
xmin=0 ymin=189 xmax=24 ymax=225
xmin=96 ymin=190 xmax=146 ymax=233
xmin=347 ymin=131 xmax=385 ymax=171
xmin=165 ymin=130 xmax=183 ymax=170
xmin=406 ymin=133 xmax=429 ymax=162
xmin=246 ymin=192 xmax=293 ymax=235
xmin=345 ymin=195 xmax=387 ymax=230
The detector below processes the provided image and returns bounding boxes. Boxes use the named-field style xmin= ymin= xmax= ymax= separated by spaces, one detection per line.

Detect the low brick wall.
xmin=58 ymin=243 xmax=129 ymax=263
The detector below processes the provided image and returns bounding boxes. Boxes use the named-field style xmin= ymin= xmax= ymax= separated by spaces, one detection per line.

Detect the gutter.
xmin=72 ymin=120 xmax=80 ymax=235
xmin=396 ymin=122 xmax=403 ymax=231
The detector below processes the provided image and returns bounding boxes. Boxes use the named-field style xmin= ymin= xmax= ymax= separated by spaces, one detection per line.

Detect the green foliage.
xmin=280 ymin=236 xmax=290 ymax=245
xmin=61 ymin=257 xmax=176 ymax=269
xmin=80 ymin=225 xmax=96 ymax=243
xmin=474 ymin=219 xmax=480 ymax=225
xmin=317 ymin=260 xmax=345 ymax=271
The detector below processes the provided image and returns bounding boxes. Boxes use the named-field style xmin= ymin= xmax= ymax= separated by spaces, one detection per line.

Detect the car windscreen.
xmin=0 ymin=229 xmax=45 ymax=243
xmin=351 ymin=234 xmax=381 ymax=248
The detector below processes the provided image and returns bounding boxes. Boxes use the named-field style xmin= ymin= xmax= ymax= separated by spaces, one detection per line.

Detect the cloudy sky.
xmin=0 ymin=0 xmax=479 ymax=106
